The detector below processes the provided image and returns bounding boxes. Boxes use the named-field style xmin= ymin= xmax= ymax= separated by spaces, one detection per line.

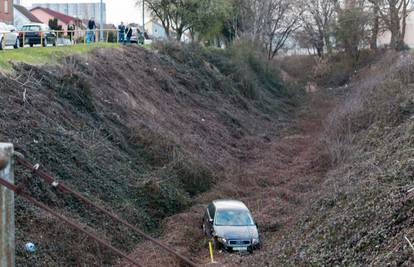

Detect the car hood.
xmin=214 ymin=225 xmax=258 ymax=240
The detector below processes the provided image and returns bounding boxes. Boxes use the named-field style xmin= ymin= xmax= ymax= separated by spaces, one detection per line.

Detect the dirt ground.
xmin=122 ymin=91 xmax=334 ymax=266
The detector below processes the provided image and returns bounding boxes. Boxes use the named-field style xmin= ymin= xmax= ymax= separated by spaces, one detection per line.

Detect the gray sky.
xmin=21 ymin=0 xmax=145 ymax=24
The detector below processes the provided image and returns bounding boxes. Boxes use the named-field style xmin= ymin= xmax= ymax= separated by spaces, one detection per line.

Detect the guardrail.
xmin=0 ymin=29 xmax=145 ymax=50
xmin=0 ymin=144 xmax=198 ymax=266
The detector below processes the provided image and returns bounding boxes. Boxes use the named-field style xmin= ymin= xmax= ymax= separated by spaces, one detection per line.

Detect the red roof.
xmin=30 ymin=7 xmax=80 ymax=24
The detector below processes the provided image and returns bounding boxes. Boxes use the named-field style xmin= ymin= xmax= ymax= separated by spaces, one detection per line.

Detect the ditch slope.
xmin=0 ymin=43 xmax=300 ymax=266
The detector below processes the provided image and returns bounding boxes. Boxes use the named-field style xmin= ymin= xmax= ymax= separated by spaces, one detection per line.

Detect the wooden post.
xmin=0 ymin=143 xmax=14 ymax=267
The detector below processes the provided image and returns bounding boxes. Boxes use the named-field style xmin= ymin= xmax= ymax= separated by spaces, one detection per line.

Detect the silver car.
xmin=0 ymin=23 xmax=19 ymax=50
xmin=202 ymin=200 xmax=260 ymax=252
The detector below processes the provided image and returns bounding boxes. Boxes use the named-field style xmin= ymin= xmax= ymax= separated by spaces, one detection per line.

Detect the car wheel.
xmin=212 ymin=237 xmax=222 ymax=250
xmin=14 ymin=38 xmax=19 ymax=49
xmin=29 ymin=43 xmax=34 ymax=47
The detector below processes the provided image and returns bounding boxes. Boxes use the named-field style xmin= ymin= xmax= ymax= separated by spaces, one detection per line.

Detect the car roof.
xmin=22 ymin=23 xmax=46 ymax=26
xmin=212 ymin=200 xmax=249 ymax=210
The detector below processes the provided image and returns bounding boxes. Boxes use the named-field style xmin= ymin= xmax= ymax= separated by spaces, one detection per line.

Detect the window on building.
xmin=4 ymin=0 xmax=9 ymax=14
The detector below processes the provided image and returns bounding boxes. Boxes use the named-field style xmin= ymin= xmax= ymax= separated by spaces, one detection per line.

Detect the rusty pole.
xmin=0 ymin=143 xmax=14 ymax=267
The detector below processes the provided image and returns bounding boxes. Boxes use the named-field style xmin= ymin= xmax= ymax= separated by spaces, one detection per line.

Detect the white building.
xmin=13 ymin=4 xmax=42 ymax=27
xmin=31 ymin=2 xmax=106 ymax=24
xmin=145 ymin=19 xmax=167 ymax=39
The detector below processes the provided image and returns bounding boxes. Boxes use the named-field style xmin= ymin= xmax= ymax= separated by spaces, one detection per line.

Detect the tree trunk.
xmin=324 ymin=32 xmax=332 ymax=54
xmin=370 ymin=4 xmax=379 ymax=50
xmin=401 ymin=0 xmax=409 ymax=44
xmin=389 ymin=4 xmax=402 ymax=49
xmin=176 ymin=30 xmax=183 ymax=41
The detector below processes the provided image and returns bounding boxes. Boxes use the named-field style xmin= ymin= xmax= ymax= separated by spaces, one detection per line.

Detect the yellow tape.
xmin=209 ymin=240 xmax=214 ymax=263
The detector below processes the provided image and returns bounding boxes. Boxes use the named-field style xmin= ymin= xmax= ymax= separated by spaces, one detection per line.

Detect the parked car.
xmin=0 ymin=23 xmax=19 ymax=50
xmin=129 ymin=28 xmax=152 ymax=45
xmin=19 ymin=23 xmax=56 ymax=47
xmin=202 ymin=200 xmax=260 ymax=252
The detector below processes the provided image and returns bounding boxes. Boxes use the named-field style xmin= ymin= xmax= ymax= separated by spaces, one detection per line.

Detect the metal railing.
xmin=1 ymin=29 xmax=144 ymax=50
xmin=0 ymin=146 xmax=198 ymax=266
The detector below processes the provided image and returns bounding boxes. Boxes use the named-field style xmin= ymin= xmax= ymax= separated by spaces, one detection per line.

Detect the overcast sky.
xmin=21 ymin=0 xmax=145 ymax=24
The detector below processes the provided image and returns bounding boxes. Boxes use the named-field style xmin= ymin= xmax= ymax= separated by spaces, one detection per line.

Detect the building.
xmin=145 ymin=19 xmax=167 ymax=40
xmin=14 ymin=4 xmax=42 ymax=27
xmin=0 ymin=0 xmax=13 ymax=24
xmin=31 ymin=7 xmax=82 ymax=32
xmin=31 ymin=2 xmax=106 ymax=24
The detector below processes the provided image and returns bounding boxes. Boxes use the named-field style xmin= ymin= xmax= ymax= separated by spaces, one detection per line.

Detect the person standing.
xmin=125 ymin=24 xmax=133 ymax=44
xmin=67 ymin=23 xmax=75 ymax=44
xmin=118 ymin=22 xmax=125 ymax=43
xmin=87 ymin=17 xmax=96 ymax=43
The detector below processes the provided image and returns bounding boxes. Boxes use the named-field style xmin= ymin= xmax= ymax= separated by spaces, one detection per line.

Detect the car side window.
xmin=207 ymin=204 xmax=215 ymax=219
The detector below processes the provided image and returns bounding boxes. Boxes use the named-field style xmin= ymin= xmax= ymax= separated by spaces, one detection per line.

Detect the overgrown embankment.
xmin=248 ymin=51 xmax=414 ymax=266
xmin=0 ymin=42 xmax=299 ymax=265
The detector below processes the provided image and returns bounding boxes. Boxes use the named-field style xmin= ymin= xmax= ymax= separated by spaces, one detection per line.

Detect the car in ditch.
xmin=202 ymin=200 xmax=260 ymax=252
xmin=0 ymin=23 xmax=20 ymax=50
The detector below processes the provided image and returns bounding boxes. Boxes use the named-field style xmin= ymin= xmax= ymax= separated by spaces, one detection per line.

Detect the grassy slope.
xmin=0 ymin=43 xmax=298 ymax=266
xmin=252 ymin=52 xmax=414 ymax=266
xmin=0 ymin=43 xmax=119 ymax=70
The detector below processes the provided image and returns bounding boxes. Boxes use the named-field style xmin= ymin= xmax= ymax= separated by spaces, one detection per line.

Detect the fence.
xmin=0 ymin=29 xmax=145 ymax=50
xmin=0 ymin=143 xmax=198 ymax=267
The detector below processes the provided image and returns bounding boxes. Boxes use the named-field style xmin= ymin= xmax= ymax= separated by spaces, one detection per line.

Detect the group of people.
xmin=62 ymin=18 xmax=149 ymax=45
xmin=118 ymin=22 xmax=147 ymax=45
xmin=117 ymin=22 xmax=133 ymax=43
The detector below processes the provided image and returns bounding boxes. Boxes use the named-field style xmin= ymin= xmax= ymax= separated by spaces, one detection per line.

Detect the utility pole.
xmin=100 ymin=0 xmax=104 ymax=41
xmin=142 ymin=1 xmax=145 ymax=36
xmin=0 ymin=143 xmax=14 ymax=267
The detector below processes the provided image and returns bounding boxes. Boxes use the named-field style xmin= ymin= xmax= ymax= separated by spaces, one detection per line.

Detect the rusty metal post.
xmin=0 ymin=143 xmax=14 ymax=267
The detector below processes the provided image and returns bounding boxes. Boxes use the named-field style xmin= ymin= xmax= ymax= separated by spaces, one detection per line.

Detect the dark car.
xmin=202 ymin=200 xmax=260 ymax=252
xmin=19 ymin=23 xmax=56 ymax=47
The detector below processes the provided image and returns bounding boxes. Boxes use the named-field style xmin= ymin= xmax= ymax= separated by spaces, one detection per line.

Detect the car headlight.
xmin=252 ymin=238 xmax=260 ymax=245
xmin=217 ymin=237 xmax=227 ymax=244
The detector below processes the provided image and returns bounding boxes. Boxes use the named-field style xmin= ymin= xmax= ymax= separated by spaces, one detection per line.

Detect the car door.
xmin=6 ymin=25 xmax=16 ymax=46
xmin=205 ymin=203 xmax=216 ymax=237
xmin=0 ymin=23 xmax=7 ymax=45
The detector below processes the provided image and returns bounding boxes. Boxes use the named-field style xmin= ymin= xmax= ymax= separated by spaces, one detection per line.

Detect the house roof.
xmin=14 ymin=5 xmax=42 ymax=23
xmin=30 ymin=7 xmax=80 ymax=24
xmin=145 ymin=19 xmax=163 ymax=28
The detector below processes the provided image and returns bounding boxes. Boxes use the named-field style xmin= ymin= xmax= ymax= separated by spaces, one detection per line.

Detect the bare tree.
xmin=139 ymin=0 xmax=172 ymax=38
xmin=300 ymin=0 xmax=338 ymax=57
xmin=266 ymin=0 xmax=302 ymax=59
xmin=336 ymin=1 xmax=370 ymax=61
xmin=369 ymin=0 xmax=412 ymax=50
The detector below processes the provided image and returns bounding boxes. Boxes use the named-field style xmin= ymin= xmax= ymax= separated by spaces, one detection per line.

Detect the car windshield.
xmin=22 ymin=25 xmax=41 ymax=31
xmin=215 ymin=209 xmax=255 ymax=226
